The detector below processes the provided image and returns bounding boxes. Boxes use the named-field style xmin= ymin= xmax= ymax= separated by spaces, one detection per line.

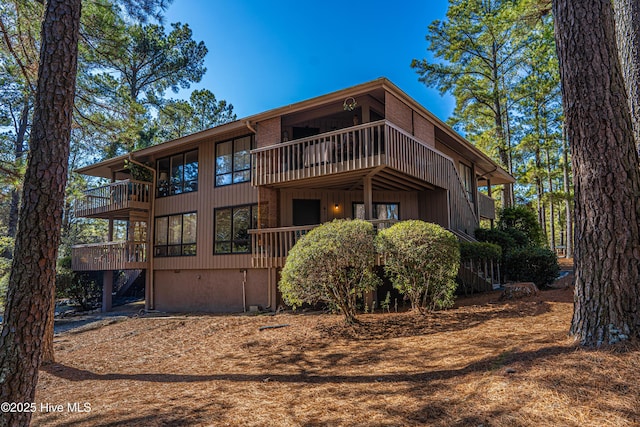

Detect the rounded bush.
xmin=279 ymin=219 xmax=380 ymax=323
xmin=376 ymin=220 xmax=460 ymax=313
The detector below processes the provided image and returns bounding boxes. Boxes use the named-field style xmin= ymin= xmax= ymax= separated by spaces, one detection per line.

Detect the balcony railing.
xmin=252 ymin=120 xmax=478 ymax=236
xmin=75 ymin=179 xmax=151 ymax=218
xmin=71 ymin=241 xmax=147 ymax=271
xmin=249 ymin=219 xmax=397 ymax=268
xmin=477 ymin=192 xmax=496 ymax=220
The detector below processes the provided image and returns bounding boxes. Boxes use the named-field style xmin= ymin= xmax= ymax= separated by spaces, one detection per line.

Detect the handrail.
xmin=250 ymin=120 xmax=478 ymax=235
xmin=477 ymin=191 xmax=496 ymax=220
xmin=75 ymin=179 xmax=151 ymax=217
xmin=71 ymin=240 xmax=147 ymax=271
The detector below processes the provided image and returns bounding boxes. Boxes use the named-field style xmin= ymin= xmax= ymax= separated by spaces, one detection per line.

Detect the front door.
xmin=293 ymin=199 xmax=321 ymax=226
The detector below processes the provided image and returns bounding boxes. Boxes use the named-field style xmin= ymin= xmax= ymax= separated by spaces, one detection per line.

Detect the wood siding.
xmin=279 ymin=189 xmax=420 ymax=225
xmin=154 ymin=136 xmax=259 ymax=271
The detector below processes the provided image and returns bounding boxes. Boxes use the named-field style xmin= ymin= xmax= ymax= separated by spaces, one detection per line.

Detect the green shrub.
xmin=56 ymin=256 xmax=102 ymax=311
xmin=504 ymin=247 xmax=560 ymax=287
xmin=475 ymin=227 xmax=517 ymax=251
xmin=376 ymin=220 xmax=460 ymax=313
xmin=279 ymin=219 xmax=381 ymax=323
xmin=497 ymin=206 xmax=545 ymax=247
xmin=460 ymin=241 xmax=502 ymax=262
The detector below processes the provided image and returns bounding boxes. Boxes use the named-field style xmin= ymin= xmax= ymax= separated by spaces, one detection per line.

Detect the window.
xmin=353 ymin=203 xmax=399 ymax=220
xmin=459 ymin=162 xmax=474 ymax=203
xmin=215 ymin=135 xmax=252 ymax=186
xmin=214 ymin=204 xmax=258 ymax=254
xmin=154 ymin=212 xmax=197 ymax=257
xmin=156 ymin=150 xmax=198 ymax=197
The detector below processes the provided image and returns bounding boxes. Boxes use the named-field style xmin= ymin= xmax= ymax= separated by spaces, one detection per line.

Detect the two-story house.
xmin=71 ymin=78 xmax=514 ymax=313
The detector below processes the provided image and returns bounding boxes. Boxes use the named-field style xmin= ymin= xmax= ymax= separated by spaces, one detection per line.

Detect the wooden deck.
xmin=75 ymin=179 xmax=151 ymax=219
xmin=72 ymin=241 xmax=147 ymax=271
xmin=252 ymin=120 xmax=481 ymax=236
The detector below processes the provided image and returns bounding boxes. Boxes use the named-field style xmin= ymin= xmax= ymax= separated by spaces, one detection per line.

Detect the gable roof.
xmin=76 ymin=77 xmax=513 ymax=185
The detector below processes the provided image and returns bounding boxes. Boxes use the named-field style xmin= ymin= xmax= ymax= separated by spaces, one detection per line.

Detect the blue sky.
xmin=163 ymin=0 xmax=455 ymax=121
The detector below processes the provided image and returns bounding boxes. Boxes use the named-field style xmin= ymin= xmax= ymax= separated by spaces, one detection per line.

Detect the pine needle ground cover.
xmin=34 ymin=272 xmax=639 ymax=426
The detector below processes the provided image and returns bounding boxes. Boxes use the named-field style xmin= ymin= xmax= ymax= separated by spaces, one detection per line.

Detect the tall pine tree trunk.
xmin=614 ymin=0 xmax=640 ymax=149
xmin=554 ymin=0 xmax=640 ymax=346
xmin=0 ymin=0 xmax=81 ymax=425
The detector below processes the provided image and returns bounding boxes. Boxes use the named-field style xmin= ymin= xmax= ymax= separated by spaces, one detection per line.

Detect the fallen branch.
xmin=259 ymin=324 xmax=290 ymax=331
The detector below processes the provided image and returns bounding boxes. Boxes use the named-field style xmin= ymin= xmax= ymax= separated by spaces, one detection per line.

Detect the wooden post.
xmin=102 ymin=270 xmax=113 ymax=312
xmin=364 ymin=175 xmax=373 ymax=220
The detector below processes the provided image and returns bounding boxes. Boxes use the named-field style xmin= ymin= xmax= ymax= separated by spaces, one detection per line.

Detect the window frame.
xmin=156 ymin=149 xmax=198 ymax=198
xmin=154 ymin=211 xmax=197 ymax=257
xmin=215 ymin=135 xmax=253 ymax=187
xmin=213 ymin=204 xmax=258 ymax=254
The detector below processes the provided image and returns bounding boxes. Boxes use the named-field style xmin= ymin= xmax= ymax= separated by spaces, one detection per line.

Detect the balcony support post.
xmin=128 ymin=155 xmax=156 ymax=311
xmin=363 ymin=175 xmax=373 ymax=220
xmin=487 ymin=179 xmax=494 ymax=228
xmin=102 ymin=270 xmax=113 ymax=312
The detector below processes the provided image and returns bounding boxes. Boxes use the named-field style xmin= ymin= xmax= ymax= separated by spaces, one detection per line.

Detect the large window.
xmin=215 ymin=135 xmax=252 ymax=186
xmin=157 ymin=149 xmax=198 ymax=197
xmin=353 ymin=203 xmax=399 ymax=220
xmin=154 ymin=212 xmax=197 ymax=257
xmin=214 ymin=204 xmax=258 ymax=254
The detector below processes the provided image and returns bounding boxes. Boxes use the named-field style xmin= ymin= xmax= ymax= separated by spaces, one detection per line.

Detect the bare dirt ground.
xmin=33 ymin=265 xmax=639 ymax=426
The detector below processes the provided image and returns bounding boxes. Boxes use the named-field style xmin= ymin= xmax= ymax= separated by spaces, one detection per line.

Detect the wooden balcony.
xmin=477 ymin=192 xmax=496 ymax=220
xmin=252 ymin=120 xmax=478 ymax=236
xmin=71 ymin=241 xmax=148 ymax=271
xmin=75 ymin=179 xmax=151 ymax=219
xmin=249 ymin=219 xmax=397 ymax=268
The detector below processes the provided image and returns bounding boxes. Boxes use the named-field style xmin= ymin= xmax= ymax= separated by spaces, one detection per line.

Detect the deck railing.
xmin=252 ymin=121 xmax=387 ymax=186
xmin=75 ymin=179 xmax=151 ymax=218
xmin=477 ymin=192 xmax=496 ymax=220
xmin=252 ymin=120 xmax=478 ymax=235
xmin=249 ymin=219 xmax=397 ymax=268
xmin=71 ymin=241 xmax=147 ymax=271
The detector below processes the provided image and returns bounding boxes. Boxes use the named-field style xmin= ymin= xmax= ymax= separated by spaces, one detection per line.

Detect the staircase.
xmin=115 ymin=269 xmax=143 ymax=297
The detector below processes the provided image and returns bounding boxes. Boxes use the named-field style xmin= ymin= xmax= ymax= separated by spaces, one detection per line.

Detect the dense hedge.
xmin=504 ymin=247 xmax=560 ymax=287
xmin=460 ymin=241 xmax=502 ymax=262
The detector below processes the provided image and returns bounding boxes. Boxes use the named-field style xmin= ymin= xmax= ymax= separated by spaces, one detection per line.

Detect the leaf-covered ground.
xmin=34 ymin=271 xmax=639 ymax=426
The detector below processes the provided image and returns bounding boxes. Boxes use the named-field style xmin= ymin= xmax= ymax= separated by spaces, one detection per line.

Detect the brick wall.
xmin=385 ymin=92 xmax=413 ymax=134
xmin=256 ymin=116 xmax=281 ymax=148
xmin=413 ymin=111 xmax=435 ymax=147
xmin=255 ymin=116 xmax=281 ymax=228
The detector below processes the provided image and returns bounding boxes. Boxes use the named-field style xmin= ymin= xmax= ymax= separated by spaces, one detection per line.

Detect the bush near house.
xmin=497 ymin=206 xmax=545 ymax=247
xmin=459 ymin=241 xmax=502 ymax=263
xmin=376 ymin=220 xmax=460 ymax=313
xmin=279 ymin=219 xmax=381 ymax=324
xmin=476 ymin=206 xmax=560 ymax=287
xmin=504 ymin=247 xmax=560 ymax=288
xmin=56 ymin=256 xmax=102 ymax=311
